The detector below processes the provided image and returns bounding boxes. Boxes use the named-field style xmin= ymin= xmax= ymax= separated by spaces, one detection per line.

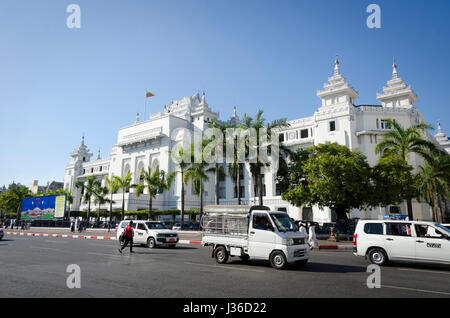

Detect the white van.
xmin=117 ymin=220 xmax=179 ymax=248
xmin=202 ymin=205 xmax=309 ymax=270
xmin=353 ymin=220 xmax=450 ymax=266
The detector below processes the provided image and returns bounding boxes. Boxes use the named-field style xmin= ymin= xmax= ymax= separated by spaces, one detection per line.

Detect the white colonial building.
xmin=64 ymin=59 xmax=450 ymax=223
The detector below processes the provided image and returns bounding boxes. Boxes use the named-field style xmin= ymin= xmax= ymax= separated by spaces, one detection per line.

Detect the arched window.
xmin=152 ymin=159 xmax=159 ymax=172
xmin=136 ymin=161 xmax=145 ymax=184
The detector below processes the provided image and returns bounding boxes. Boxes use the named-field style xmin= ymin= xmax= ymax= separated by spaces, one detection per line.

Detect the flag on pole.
xmin=146 ymin=90 xmax=154 ymax=98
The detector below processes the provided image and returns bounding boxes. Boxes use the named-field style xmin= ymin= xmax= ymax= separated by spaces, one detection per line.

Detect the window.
xmin=300 ymin=129 xmax=309 ymax=139
xmin=376 ymin=119 xmax=379 ymax=129
xmin=279 ymin=133 xmax=284 ymax=142
xmin=83 ymin=169 xmax=86 ymax=174
xmin=389 ymin=206 xmax=401 ymax=214
xmin=386 ymin=223 xmax=412 ymax=236
xmin=364 ymin=223 xmax=383 ymax=235
xmin=252 ymin=214 xmax=272 ymax=231
xmin=99 ymin=166 xmax=102 ymax=172
xmin=137 ymin=223 xmax=146 ymax=230
xmin=381 ymin=119 xmax=392 ymax=130
xmin=91 ymin=168 xmax=94 ymax=173
xmin=329 ymin=121 xmax=336 ymax=132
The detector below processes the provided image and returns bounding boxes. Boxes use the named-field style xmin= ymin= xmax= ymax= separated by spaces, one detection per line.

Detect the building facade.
xmin=64 ymin=60 xmax=450 ymax=222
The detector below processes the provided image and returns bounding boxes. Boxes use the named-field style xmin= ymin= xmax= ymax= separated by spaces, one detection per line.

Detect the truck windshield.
xmin=270 ymin=213 xmax=298 ymax=232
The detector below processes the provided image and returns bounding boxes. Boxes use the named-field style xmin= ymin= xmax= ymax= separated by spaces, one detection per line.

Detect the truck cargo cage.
xmin=201 ymin=214 xmax=249 ymax=237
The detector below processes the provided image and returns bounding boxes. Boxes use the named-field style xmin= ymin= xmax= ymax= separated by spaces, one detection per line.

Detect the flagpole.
xmin=144 ymin=91 xmax=147 ymax=121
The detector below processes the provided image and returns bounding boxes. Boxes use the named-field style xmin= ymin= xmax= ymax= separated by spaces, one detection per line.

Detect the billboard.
xmin=21 ymin=195 xmax=66 ymax=220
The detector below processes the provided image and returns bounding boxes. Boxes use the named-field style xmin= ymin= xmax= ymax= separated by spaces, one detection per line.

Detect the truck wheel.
xmin=270 ymin=251 xmax=287 ymax=270
xmin=368 ymin=248 xmax=388 ymax=266
xmin=214 ymin=246 xmax=229 ymax=264
xmin=147 ymin=237 xmax=156 ymax=248
xmin=240 ymin=253 xmax=250 ymax=262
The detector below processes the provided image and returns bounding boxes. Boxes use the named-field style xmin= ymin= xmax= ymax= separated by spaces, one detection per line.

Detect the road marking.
xmin=381 ymin=284 xmax=450 ymax=296
xmin=88 ymin=252 xmax=122 ymax=258
xmin=31 ymin=246 xmax=62 ymax=252
xmin=397 ymin=268 xmax=450 ymax=275
xmin=184 ymin=262 xmax=266 ymax=273
xmin=44 ymin=240 xmax=68 ymax=244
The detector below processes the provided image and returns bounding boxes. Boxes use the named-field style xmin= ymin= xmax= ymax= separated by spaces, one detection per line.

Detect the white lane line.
xmin=88 ymin=242 xmax=114 ymax=247
xmin=184 ymin=262 xmax=266 ymax=273
xmin=31 ymin=246 xmax=62 ymax=252
xmin=87 ymin=252 xmax=122 ymax=258
xmin=382 ymin=284 xmax=450 ymax=296
xmin=397 ymin=268 xmax=450 ymax=275
xmin=44 ymin=240 xmax=68 ymax=244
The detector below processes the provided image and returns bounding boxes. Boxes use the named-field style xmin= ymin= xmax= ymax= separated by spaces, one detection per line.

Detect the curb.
xmin=5 ymin=231 xmax=202 ymax=245
xmin=319 ymin=244 xmax=353 ymax=250
xmin=5 ymin=231 xmax=115 ymax=241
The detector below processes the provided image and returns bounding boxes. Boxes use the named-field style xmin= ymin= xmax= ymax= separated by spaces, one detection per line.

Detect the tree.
xmin=112 ymin=173 xmax=133 ymax=221
xmin=170 ymin=146 xmax=192 ymax=228
xmin=281 ymin=143 xmax=372 ymax=220
xmin=93 ymin=185 xmax=109 ymax=222
xmin=207 ymin=119 xmax=231 ymax=205
xmin=371 ymin=155 xmax=417 ymax=209
xmin=75 ymin=176 xmax=101 ymax=223
xmin=375 ymin=119 xmax=437 ymax=219
xmin=184 ymin=161 xmax=209 ymax=223
xmin=104 ymin=175 xmax=119 ymax=224
xmin=241 ymin=109 xmax=289 ymax=205
xmin=0 ymin=184 xmax=32 ymax=220
xmin=416 ymin=152 xmax=450 ymax=223
xmin=135 ymin=167 xmax=176 ymax=220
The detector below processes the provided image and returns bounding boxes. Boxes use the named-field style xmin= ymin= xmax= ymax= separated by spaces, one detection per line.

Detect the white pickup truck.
xmin=201 ymin=205 xmax=309 ymax=269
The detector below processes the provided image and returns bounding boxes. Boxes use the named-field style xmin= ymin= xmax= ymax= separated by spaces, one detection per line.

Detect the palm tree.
xmin=112 ymin=173 xmax=133 ymax=221
xmin=75 ymin=176 xmax=101 ymax=224
xmin=93 ymin=185 xmax=109 ymax=223
xmin=135 ymin=167 xmax=176 ymax=220
xmin=184 ymin=161 xmax=209 ymax=224
xmin=416 ymin=153 xmax=450 ymax=223
xmin=241 ymin=109 xmax=289 ymax=205
xmin=65 ymin=190 xmax=73 ymax=220
xmin=375 ymin=119 xmax=438 ymax=219
xmin=170 ymin=146 xmax=191 ymax=228
xmin=104 ymin=175 xmax=119 ymax=226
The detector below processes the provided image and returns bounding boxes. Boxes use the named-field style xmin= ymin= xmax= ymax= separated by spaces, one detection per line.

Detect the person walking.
xmin=119 ymin=220 xmax=134 ymax=254
xmin=308 ymin=225 xmax=319 ymax=250
xmin=299 ymin=222 xmax=308 ymax=237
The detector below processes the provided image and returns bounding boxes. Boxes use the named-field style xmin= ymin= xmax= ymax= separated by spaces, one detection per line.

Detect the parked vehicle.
xmin=353 ymin=220 xmax=450 ymax=266
xmin=116 ymin=220 xmax=179 ymax=248
xmin=202 ymin=205 xmax=309 ymax=270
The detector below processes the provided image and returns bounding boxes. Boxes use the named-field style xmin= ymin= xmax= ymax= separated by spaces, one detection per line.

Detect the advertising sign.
xmin=21 ymin=195 xmax=66 ymax=220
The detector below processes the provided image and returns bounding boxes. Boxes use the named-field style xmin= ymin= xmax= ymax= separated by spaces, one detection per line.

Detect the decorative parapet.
xmin=117 ymin=127 xmax=164 ymax=147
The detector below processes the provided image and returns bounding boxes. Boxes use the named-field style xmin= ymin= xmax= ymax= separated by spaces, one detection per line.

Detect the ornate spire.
xmin=392 ymin=57 xmax=398 ymax=79
xmin=134 ymin=112 xmax=140 ymax=124
xmin=97 ymin=149 xmax=101 ymax=160
xmin=232 ymin=105 xmax=237 ymax=118
xmin=81 ymin=135 xmax=85 ymax=146
xmin=333 ymin=55 xmax=340 ymax=76
xmin=438 ymin=121 xmax=442 ymax=134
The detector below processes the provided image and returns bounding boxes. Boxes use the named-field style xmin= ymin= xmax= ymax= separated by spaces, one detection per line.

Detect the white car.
xmin=353 ymin=220 xmax=450 ymax=266
xmin=117 ymin=220 xmax=179 ymax=248
xmin=442 ymin=224 xmax=450 ymax=231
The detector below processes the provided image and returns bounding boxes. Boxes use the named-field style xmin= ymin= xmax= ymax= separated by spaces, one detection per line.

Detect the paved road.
xmin=0 ymin=235 xmax=449 ymax=298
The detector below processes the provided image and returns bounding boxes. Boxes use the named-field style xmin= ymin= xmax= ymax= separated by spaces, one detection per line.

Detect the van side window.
xmin=120 ymin=222 xmax=128 ymax=228
xmin=253 ymin=214 xmax=271 ymax=231
xmin=386 ymin=223 xmax=411 ymax=236
xmin=364 ymin=223 xmax=383 ymax=235
xmin=138 ymin=224 xmax=146 ymax=230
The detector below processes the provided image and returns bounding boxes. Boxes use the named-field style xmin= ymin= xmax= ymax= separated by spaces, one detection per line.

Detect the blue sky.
xmin=0 ymin=0 xmax=449 ymax=187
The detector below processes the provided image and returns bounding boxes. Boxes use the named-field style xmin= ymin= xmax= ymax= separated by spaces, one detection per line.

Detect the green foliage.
xmin=0 ymin=183 xmax=32 ymax=217
xmin=371 ymin=155 xmax=417 ymax=207
xmin=281 ymin=143 xmax=372 ymax=220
